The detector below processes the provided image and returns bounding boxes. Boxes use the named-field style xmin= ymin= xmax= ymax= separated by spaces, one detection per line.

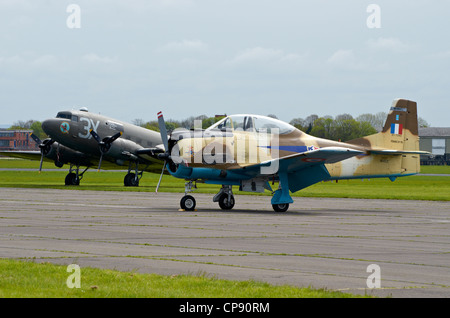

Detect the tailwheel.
xmin=218 ymin=193 xmax=235 ymax=210
xmin=272 ymin=203 xmax=289 ymax=212
xmin=180 ymin=195 xmax=196 ymax=211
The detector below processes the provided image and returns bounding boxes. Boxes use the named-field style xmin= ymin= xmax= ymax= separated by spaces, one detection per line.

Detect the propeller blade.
xmin=90 ymin=130 xmax=122 ymax=172
xmin=155 ymin=161 xmax=166 ymax=193
xmin=39 ymin=154 xmax=44 ymax=173
xmin=89 ymin=129 xmax=101 ymax=143
xmin=30 ymin=134 xmax=54 ymax=173
xmin=97 ymin=154 xmax=103 ymax=172
xmin=30 ymin=133 xmax=42 ymax=145
xmin=106 ymin=131 xmax=123 ymax=144
xmin=157 ymin=111 xmax=169 ymax=152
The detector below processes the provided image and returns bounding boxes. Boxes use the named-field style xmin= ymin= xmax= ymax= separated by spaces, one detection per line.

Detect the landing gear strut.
xmin=180 ymin=180 xmax=197 ymax=211
xmin=213 ymin=185 xmax=235 ymax=210
xmin=65 ymin=164 xmax=88 ymax=186
xmin=124 ymin=161 xmax=143 ymax=187
xmin=270 ymin=172 xmax=292 ymax=212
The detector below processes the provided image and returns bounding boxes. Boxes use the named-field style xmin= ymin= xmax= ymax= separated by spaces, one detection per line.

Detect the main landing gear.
xmin=179 ymin=183 xmax=237 ymax=211
xmin=213 ymin=185 xmax=235 ymax=210
xmin=272 ymin=203 xmax=289 ymax=212
xmin=124 ymin=161 xmax=144 ymax=187
xmin=65 ymin=164 xmax=89 ymax=186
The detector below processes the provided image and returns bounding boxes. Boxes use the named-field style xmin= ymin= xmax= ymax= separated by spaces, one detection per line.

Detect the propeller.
xmin=89 ymin=129 xmax=123 ymax=171
xmin=155 ymin=111 xmax=170 ymax=193
xmin=30 ymin=133 xmax=55 ymax=172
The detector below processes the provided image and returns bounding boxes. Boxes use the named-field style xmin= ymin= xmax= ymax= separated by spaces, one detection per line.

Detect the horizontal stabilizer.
xmin=368 ymin=149 xmax=430 ymax=155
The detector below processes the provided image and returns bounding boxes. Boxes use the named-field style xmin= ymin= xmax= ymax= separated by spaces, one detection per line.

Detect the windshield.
xmin=207 ymin=115 xmax=294 ymax=135
xmin=56 ymin=112 xmax=72 ymax=120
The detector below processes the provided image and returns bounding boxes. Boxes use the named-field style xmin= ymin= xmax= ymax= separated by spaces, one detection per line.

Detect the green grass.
xmin=420 ymin=165 xmax=450 ymax=174
xmin=0 ymin=160 xmax=449 ymax=201
xmin=0 ymin=259 xmax=362 ymax=298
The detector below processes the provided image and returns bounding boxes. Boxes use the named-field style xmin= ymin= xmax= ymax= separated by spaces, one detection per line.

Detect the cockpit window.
xmin=253 ymin=116 xmax=294 ymax=134
xmin=207 ymin=115 xmax=294 ymax=135
xmin=210 ymin=117 xmax=232 ymax=131
xmin=71 ymin=115 xmax=78 ymax=122
xmin=56 ymin=112 xmax=72 ymax=120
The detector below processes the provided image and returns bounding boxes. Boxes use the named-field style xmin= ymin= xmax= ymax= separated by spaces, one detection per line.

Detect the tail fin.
xmin=348 ymin=98 xmax=420 ymax=151
xmin=380 ymin=98 xmax=419 ymax=151
xmin=347 ymin=98 xmax=422 ymax=175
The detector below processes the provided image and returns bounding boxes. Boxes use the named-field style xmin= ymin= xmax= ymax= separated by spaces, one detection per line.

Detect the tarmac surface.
xmin=0 ymin=187 xmax=449 ymax=298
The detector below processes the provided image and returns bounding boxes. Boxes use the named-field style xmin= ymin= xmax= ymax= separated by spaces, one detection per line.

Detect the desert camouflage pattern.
xmin=159 ymin=98 xmax=426 ymax=211
xmin=171 ymin=98 xmax=423 ymax=181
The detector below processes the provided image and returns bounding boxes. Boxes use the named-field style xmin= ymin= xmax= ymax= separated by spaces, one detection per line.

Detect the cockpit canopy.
xmin=56 ymin=111 xmax=78 ymax=122
xmin=206 ymin=114 xmax=295 ymax=135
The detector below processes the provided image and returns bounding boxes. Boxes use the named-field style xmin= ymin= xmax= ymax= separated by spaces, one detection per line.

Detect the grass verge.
xmin=0 ymin=259 xmax=364 ymax=298
xmin=0 ymin=169 xmax=448 ymax=201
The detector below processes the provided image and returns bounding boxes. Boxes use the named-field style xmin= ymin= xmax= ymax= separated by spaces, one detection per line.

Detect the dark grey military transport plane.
xmin=0 ymin=108 xmax=163 ymax=186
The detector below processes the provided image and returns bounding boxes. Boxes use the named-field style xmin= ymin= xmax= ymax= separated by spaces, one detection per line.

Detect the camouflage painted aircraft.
xmin=156 ymin=98 xmax=427 ymax=212
xmin=0 ymin=108 xmax=163 ymax=186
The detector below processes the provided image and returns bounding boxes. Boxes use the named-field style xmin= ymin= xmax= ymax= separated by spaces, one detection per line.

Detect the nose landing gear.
xmin=180 ymin=180 xmax=197 ymax=211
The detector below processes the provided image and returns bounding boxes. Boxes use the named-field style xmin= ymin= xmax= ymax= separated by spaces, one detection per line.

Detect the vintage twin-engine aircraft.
xmin=0 ymin=108 xmax=163 ymax=186
xmin=156 ymin=99 xmax=427 ymax=212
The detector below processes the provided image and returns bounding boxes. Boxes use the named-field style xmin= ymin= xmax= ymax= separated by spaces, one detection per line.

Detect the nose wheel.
xmin=180 ymin=195 xmax=196 ymax=211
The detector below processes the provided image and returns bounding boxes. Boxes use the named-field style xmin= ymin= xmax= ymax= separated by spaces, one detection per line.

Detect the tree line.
xmin=134 ymin=112 xmax=429 ymax=142
xmin=8 ymin=112 xmax=429 ymax=143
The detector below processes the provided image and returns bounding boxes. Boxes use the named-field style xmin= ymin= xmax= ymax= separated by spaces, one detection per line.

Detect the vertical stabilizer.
xmin=345 ymin=98 xmax=421 ymax=176
xmin=380 ymin=98 xmax=419 ymax=152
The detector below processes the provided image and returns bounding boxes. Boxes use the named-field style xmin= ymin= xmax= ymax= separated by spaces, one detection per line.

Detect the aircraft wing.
xmin=0 ymin=150 xmax=163 ymax=173
xmin=227 ymin=147 xmax=364 ymax=193
xmin=0 ymin=150 xmax=46 ymax=161
xmin=237 ymin=147 xmax=364 ymax=176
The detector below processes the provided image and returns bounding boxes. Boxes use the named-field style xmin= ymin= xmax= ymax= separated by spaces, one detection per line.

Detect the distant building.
xmin=0 ymin=129 xmax=38 ymax=151
xmin=419 ymin=127 xmax=450 ymax=165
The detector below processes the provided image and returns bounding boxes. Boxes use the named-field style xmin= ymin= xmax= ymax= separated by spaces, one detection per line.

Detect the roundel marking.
xmin=60 ymin=122 xmax=70 ymax=134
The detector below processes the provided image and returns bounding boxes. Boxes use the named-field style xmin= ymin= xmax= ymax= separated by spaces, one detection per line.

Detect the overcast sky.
xmin=1 ymin=0 xmax=449 ymax=127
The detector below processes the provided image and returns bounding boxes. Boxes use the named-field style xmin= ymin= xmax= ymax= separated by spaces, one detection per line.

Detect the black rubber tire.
xmin=180 ymin=195 xmax=196 ymax=211
xmin=65 ymin=173 xmax=80 ymax=186
xmin=272 ymin=203 xmax=289 ymax=212
xmin=218 ymin=193 xmax=235 ymax=210
xmin=124 ymin=173 xmax=139 ymax=187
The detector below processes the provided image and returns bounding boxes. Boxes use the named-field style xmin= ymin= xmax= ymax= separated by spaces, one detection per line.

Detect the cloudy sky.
xmin=1 ymin=0 xmax=449 ymax=127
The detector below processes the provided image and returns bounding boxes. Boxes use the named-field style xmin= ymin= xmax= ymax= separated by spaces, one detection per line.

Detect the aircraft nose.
xmin=41 ymin=119 xmax=51 ymax=134
xmin=41 ymin=119 xmax=59 ymax=136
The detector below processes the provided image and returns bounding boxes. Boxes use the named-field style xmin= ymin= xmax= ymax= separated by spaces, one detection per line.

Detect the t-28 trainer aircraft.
xmin=156 ymin=99 xmax=427 ymax=212
xmin=1 ymin=108 xmax=163 ymax=186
